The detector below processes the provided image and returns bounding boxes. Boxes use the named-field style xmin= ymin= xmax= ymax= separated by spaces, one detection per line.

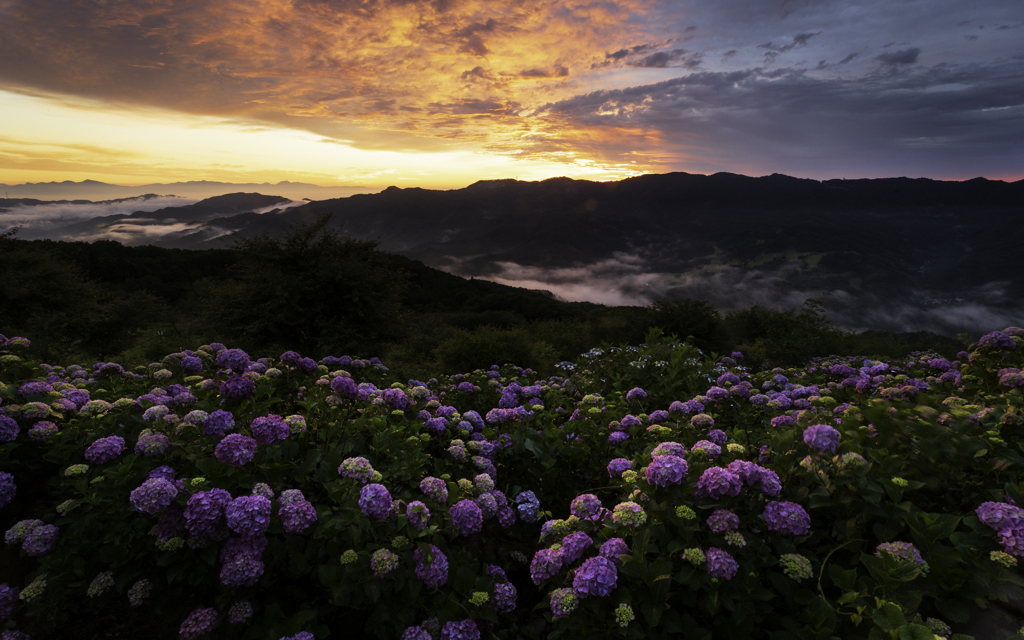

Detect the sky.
xmin=0 ymin=0 xmax=1021 ymax=189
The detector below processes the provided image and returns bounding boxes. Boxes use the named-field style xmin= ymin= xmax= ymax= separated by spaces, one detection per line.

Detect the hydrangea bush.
xmin=1 ymin=329 xmax=1023 ymax=639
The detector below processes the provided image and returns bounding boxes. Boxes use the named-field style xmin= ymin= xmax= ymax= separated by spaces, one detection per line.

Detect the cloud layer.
xmin=0 ymin=0 xmax=1021 ymax=180
xmin=454 ymin=255 xmax=1024 ymax=336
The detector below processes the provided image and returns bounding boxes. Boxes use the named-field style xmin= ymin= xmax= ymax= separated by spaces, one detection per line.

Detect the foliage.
xmin=2 ymin=323 xmax=1023 ymax=640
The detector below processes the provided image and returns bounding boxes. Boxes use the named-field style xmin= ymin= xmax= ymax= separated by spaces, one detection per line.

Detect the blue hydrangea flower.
xmin=559 ymin=531 xmax=593 ymax=564
xmin=803 ymin=424 xmax=840 ymax=454
xmin=420 ymin=477 xmax=448 ymax=503
xmin=406 ymin=501 xmax=431 ymax=531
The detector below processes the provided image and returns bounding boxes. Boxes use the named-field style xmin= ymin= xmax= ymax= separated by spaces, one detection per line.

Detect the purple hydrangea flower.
xmin=492 ymin=582 xmax=517 ymax=614
xmin=279 ymin=500 xmax=318 ymax=534
xmin=572 ymin=556 xmax=617 ymax=598
xmin=441 ymin=619 xmax=480 ymax=640
xmin=706 ymin=547 xmax=738 ymax=580
xmin=694 ymin=467 xmax=742 ymax=501
xmin=420 ymin=477 xmax=448 ymax=503
xmin=607 ymin=458 xmax=633 ymax=478
xmin=706 ymin=429 xmax=727 ymax=446
xmin=215 ymin=434 xmax=258 ymax=467
xmin=250 ymin=415 xmax=289 ymax=445
xmin=691 ymin=440 xmax=722 ymax=460
xmin=330 ymin=376 xmax=358 ymax=399
xmin=135 ymin=432 xmax=170 ymax=457
xmin=450 ymin=499 xmax=483 ymax=536
xmin=771 ymin=415 xmax=795 ymax=429
xmin=0 ymin=472 xmax=15 ymax=509
xmin=763 ymin=501 xmax=811 ymax=536
xmin=976 ymin=501 xmax=1024 ymax=533
xmin=648 ymin=409 xmax=670 ymax=422
xmin=560 ymin=531 xmax=593 ymax=564
xmin=803 ymin=424 xmax=840 ymax=454
xmin=339 ymin=457 xmax=374 ymax=483
xmin=130 ymin=478 xmax=178 ymax=514
xmin=154 ymin=504 xmax=186 ymax=540
xmin=476 ymin=493 xmax=498 ymax=519
xmin=19 ymin=381 xmax=53 ymax=396
xmin=185 ymin=489 xmax=232 ymax=538
xmin=406 ymin=501 xmax=430 ymax=530
xmin=381 ymin=388 xmax=410 ymax=410
xmin=220 ymin=549 xmax=265 ymax=587
xmin=705 ymin=387 xmax=729 ymax=402
xmin=401 ymin=627 xmax=432 ymax=640
xmin=22 ymin=524 xmax=58 ymax=556
xmin=251 ymin=483 xmax=274 ymax=500
xmin=707 ymin=509 xmax=740 ymax=533
xmin=0 ymin=417 xmax=20 ymax=443
xmin=0 ymin=583 xmax=18 ymax=621
xmin=530 ymin=548 xmax=563 ymax=584
xmin=599 ymin=538 xmax=628 ymax=565
xmin=216 ymin=349 xmax=251 ymax=372
xmin=979 ymin=331 xmax=1016 ymax=350
xmin=203 ymin=410 xmax=236 ymax=436
xmin=61 ymin=388 xmax=90 ymax=409
xmin=645 ymin=455 xmax=688 ymax=487
xmin=717 ymin=372 xmax=740 ymax=386
xmin=691 ymin=413 xmax=715 ymax=427
xmin=228 ymin=600 xmax=253 ymax=625
xmin=876 ymin=541 xmax=929 ymax=575
xmin=225 ymin=495 xmax=272 ymax=537
xmin=359 ymin=484 xmax=392 ymax=521
xmin=29 ymin=421 xmax=61 ymax=442
xmin=181 ymin=356 xmax=203 ymax=373
xmin=571 ymin=494 xmax=603 ymax=521
xmin=626 ymin=387 xmax=647 ymax=402
xmin=84 ymin=436 xmax=125 ymax=464
xmin=179 ymin=608 xmax=218 ymax=639
xmin=220 ymin=376 xmax=255 ymax=400
xmin=608 ymin=432 xmax=630 ymax=445
xmin=651 ymin=442 xmax=686 ymax=458
xmin=413 ymin=544 xmax=448 ymax=589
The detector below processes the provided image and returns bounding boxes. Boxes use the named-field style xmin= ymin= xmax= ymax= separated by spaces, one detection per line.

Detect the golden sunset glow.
xmin=1 ymin=0 xmax=1021 ymax=188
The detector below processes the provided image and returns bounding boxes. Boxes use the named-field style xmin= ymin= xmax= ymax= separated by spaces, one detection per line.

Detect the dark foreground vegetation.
xmin=0 ymin=218 xmax=961 ymax=379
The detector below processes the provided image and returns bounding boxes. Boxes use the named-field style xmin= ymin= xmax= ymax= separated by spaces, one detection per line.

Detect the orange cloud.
xmin=0 ymin=0 xmax=681 ymax=175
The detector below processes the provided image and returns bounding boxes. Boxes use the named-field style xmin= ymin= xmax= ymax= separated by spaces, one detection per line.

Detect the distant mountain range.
xmin=3 ymin=171 xmax=1022 ymax=334
xmin=0 ymin=179 xmax=376 ymax=201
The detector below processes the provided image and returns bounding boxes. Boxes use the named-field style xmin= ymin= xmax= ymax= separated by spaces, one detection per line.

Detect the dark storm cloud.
xmin=630 ymin=49 xmax=704 ymax=70
xmin=527 ymin=55 xmax=1024 ymax=178
xmin=875 ymin=47 xmax=921 ymax=66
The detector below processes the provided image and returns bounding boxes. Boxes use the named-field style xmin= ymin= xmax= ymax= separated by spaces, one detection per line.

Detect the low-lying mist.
xmin=446 ymin=255 xmax=1024 ymax=337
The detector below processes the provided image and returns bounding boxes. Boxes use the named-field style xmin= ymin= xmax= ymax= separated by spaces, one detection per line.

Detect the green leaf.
xmin=523 ymin=437 xmax=543 ymax=459
xmin=829 ymin=564 xmax=858 ymax=591
xmin=898 ymin=625 xmax=936 ymax=640
xmin=902 ymin=512 xmax=962 ymax=546
xmin=804 ymin=596 xmax=837 ymax=631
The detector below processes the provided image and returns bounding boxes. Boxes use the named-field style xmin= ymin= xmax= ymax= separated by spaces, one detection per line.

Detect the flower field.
xmin=1 ymin=328 xmax=1023 ymax=640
